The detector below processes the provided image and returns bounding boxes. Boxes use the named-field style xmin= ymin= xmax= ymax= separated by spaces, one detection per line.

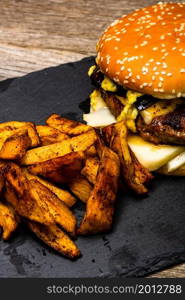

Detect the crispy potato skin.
xmin=46 ymin=114 xmax=91 ymax=136
xmin=5 ymin=163 xmax=55 ymax=225
xmin=69 ymin=176 xmax=92 ymax=203
xmin=21 ymin=130 xmax=97 ymax=165
xmin=85 ymin=145 xmax=97 ymax=156
xmin=0 ymin=161 xmax=9 ymax=193
xmin=102 ymin=121 xmax=153 ymax=194
xmin=27 ymin=151 xmax=85 ymax=184
xmin=29 ymin=179 xmax=77 ymax=236
xmin=0 ymin=131 xmax=32 ymax=160
xmin=0 ymin=202 xmax=19 ymax=240
xmin=0 ymin=121 xmax=40 ymax=147
xmin=78 ymin=144 xmax=120 ymax=235
xmin=27 ymin=221 xmax=81 ymax=259
xmin=36 ymin=125 xmax=68 ymax=146
xmin=23 ymin=169 xmax=76 ymax=207
xmin=81 ymin=157 xmax=100 ymax=184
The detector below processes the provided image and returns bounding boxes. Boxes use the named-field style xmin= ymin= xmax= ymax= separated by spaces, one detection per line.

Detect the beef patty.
xmin=137 ymin=105 xmax=185 ymax=145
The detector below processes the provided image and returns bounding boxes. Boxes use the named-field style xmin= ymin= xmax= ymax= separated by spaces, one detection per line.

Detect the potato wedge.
xmin=23 ymin=169 xmax=76 ymax=207
xmin=29 ymin=179 xmax=77 ymax=236
xmin=0 ymin=161 xmax=8 ymax=193
xmin=69 ymin=176 xmax=92 ymax=203
xmin=0 ymin=202 xmax=19 ymax=240
xmin=21 ymin=129 xmax=97 ymax=165
xmin=85 ymin=145 xmax=97 ymax=156
xmin=46 ymin=114 xmax=91 ymax=136
xmin=81 ymin=157 xmax=99 ymax=184
xmin=78 ymin=145 xmax=120 ymax=235
xmin=5 ymin=163 xmax=54 ymax=225
xmin=0 ymin=121 xmax=40 ymax=147
xmin=27 ymin=151 xmax=85 ymax=184
xmin=27 ymin=221 xmax=81 ymax=259
xmin=36 ymin=125 xmax=68 ymax=146
xmin=102 ymin=121 xmax=153 ymax=194
xmin=0 ymin=130 xmax=31 ymax=160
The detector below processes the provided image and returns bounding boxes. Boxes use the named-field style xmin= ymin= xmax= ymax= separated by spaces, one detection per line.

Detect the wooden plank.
xmin=0 ymin=0 xmax=159 ymax=79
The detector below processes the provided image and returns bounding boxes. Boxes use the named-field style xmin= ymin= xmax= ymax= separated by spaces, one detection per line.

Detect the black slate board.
xmin=0 ymin=57 xmax=184 ymax=278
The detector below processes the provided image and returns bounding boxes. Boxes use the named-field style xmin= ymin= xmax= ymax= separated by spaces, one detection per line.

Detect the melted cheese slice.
xmin=141 ymin=99 xmax=181 ymax=124
xmin=159 ymin=151 xmax=185 ymax=173
xmin=128 ymin=135 xmax=185 ymax=171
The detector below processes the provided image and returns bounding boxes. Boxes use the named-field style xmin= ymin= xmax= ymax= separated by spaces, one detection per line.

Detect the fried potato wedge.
xmin=23 ymin=169 xmax=76 ymax=207
xmin=36 ymin=125 xmax=68 ymax=146
xmin=0 ymin=121 xmax=40 ymax=147
xmin=78 ymin=145 xmax=120 ymax=235
xmin=27 ymin=221 xmax=81 ymax=259
xmin=0 ymin=161 xmax=8 ymax=193
xmin=102 ymin=121 xmax=153 ymax=194
xmin=85 ymin=145 xmax=97 ymax=156
xmin=46 ymin=114 xmax=91 ymax=136
xmin=5 ymin=163 xmax=54 ymax=225
xmin=21 ymin=130 xmax=97 ymax=165
xmin=69 ymin=176 xmax=92 ymax=203
xmin=0 ymin=130 xmax=31 ymax=160
xmin=0 ymin=202 xmax=19 ymax=240
xmin=27 ymin=151 xmax=85 ymax=184
xmin=29 ymin=180 xmax=77 ymax=236
xmin=81 ymin=157 xmax=100 ymax=184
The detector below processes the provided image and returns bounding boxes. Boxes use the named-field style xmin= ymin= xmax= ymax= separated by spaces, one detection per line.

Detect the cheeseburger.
xmin=84 ymin=2 xmax=185 ymax=175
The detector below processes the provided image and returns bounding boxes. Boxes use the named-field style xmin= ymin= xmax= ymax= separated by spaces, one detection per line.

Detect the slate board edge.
xmin=0 ymin=56 xmax=96 ymax=94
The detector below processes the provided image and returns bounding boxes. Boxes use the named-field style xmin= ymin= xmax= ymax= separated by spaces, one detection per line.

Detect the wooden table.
xmin=0 ymin=0 xmax=184 ymax=278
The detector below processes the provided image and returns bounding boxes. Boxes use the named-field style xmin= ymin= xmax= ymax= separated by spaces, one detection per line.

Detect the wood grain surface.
xmin=0 ymin=0 xmax=184 ymax=277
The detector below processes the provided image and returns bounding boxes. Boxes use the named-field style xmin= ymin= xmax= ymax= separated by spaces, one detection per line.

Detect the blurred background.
xmin=0 ymin=0 xmax=175 ymax=80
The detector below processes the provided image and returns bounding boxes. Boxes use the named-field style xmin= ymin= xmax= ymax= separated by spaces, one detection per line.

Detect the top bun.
xmin=96 ymin=2 xmax=185 ymax=99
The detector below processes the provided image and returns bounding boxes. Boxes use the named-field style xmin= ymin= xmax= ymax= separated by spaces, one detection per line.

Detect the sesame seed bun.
xmin=96 ymin=2 xmax=185 ymax=99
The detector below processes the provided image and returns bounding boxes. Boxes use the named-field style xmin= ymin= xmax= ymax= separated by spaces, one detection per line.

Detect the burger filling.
xmin=83 ymin=65 xmax=185 ymax=174
xmin=85 ymin=65 xmax=185 ymax=145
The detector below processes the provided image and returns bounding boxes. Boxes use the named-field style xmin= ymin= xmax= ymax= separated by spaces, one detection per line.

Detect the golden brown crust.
xmin=97 ymin=3 xmax=185 ymax=99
